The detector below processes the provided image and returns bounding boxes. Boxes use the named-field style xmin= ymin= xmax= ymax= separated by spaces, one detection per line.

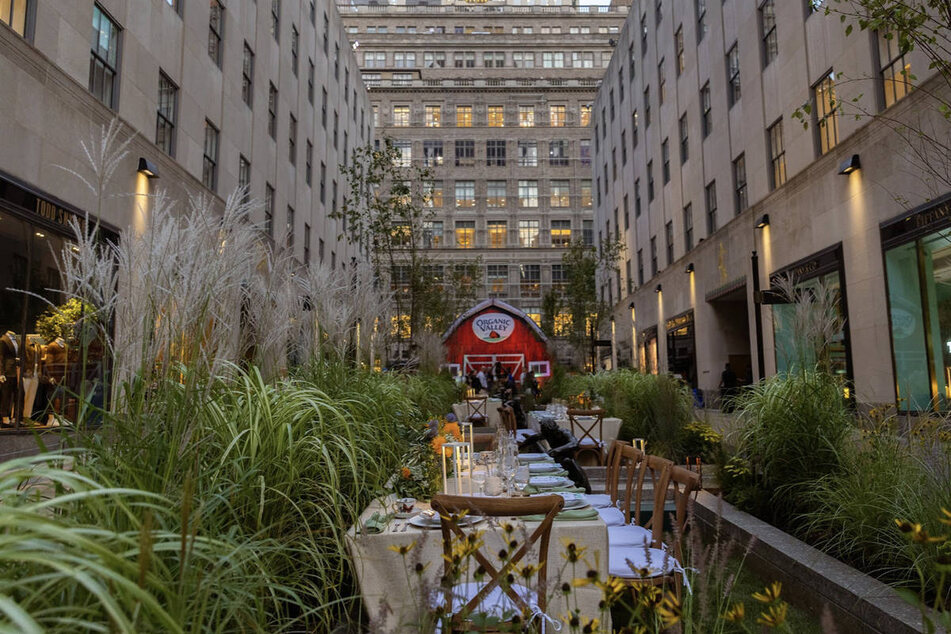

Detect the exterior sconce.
xmin=755 ymin=214 xmax=770 ymax=229
xmin=684 ymin=263 xmax=695 ymax=274
xmin=654 ymin=284 xmax=662 ymax=293
xmin=628 ymin=301 xmax=635 ymax=309
xmin=137 ymin=157 xmax=159 ymax=178
xmin=838 ymin=154 xmax=861 ymax=175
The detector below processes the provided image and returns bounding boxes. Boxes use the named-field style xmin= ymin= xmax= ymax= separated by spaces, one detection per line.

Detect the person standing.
xmin=719 ymin=362 xmax=739 ymax=413
xmin=476 ymin=366 xmax=488 ymax=392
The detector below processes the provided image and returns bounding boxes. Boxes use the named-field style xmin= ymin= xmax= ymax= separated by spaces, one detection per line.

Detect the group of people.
xmin=465 ymin=360 xmax=541 ymax=400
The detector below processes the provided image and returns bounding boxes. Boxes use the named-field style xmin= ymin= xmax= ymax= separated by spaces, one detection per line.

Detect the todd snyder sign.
xmin=472 ymin=312 xmax=515 ymax=343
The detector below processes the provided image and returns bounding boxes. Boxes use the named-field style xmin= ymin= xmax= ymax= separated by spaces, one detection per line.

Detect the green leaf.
xmin=845 ymin=24 xmax=853 ymax=36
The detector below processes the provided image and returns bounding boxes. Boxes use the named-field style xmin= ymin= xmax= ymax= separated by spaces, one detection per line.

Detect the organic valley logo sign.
xmin=472 ymin=312 xmax=514 ymax=343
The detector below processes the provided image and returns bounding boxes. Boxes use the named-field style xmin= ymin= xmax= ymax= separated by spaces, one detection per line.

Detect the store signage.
xmin=472 ymin=312 xmax=514 ymax=343
xmin=0 ymin=174 xmax=85 ymax=232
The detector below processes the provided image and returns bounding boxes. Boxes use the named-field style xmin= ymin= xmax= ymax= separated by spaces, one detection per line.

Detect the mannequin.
xmin=22 ymin=335 xmax=45 ymax=421
xmin=1 ymin=331 xmax=19 ymax=424
xmin=41 ymin=337 xmax=67 ymax=424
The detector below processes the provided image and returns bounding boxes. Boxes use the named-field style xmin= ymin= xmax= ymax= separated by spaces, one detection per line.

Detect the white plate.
xmin=518 ymin=453 xmax=551 ymax=463
xmin=531 ymin=492 xmax=586 ymax=509
xmin=407 ymin=514 xmax=486 ymax=529
xmin=529 ymin=476 xmax=568 ymax=488
xmin=528 ymin=462 xmax=561 ymax=473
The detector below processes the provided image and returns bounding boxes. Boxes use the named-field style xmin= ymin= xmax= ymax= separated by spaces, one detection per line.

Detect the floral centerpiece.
xmin=429 ymin=415 xmax=463 ymax=459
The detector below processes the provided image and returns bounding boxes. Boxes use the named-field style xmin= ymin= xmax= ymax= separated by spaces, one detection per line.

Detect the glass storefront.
xmin=882 ymin=194 xmax=951 ymax=410
xmin=0 ymin=172 xmax=115 ymax=430
xmin=640 ymin=326 xmax=658 ymax=375
xmin=769 ymin=244 xmax=852 ymax=385
xmin=666 ymin=311 xmax=696 ymax=388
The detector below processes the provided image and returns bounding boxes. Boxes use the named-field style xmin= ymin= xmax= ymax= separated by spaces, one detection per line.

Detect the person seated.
xmin=519 ymin=420 xmax=591 ymax=493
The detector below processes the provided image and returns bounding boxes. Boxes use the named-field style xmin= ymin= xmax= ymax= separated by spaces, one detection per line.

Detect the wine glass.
xmin=513 ymin=466 xmax=530 ymax=496
xmin=472 ymin=455 xmax=488 ymax=496
xmin=501 ymin=453 xmax=518 ymax=495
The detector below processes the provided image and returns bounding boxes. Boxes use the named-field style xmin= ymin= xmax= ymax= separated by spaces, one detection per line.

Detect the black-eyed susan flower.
xmin=387 ymin=540 xmax=417 ymax=556
xmin=722 ymin=601 xmax=745 ymax=622
xmin=656 ymin=591 xmax=682 ymax=627
xmin=581 ymin=617 xmax=600 ymax=633
xmin=941 ymin=508 xmax=951 ymax=526
xmin=752 ymin=581 xmax=782 ymax=604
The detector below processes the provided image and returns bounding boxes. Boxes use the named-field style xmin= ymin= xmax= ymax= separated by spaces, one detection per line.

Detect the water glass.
xmin=513 ymin=466 xmax=530 ymax=496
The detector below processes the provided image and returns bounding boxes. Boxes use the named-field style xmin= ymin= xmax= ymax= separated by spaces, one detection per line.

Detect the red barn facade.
xmin=442 ymin=299 xmax=553 ymax=381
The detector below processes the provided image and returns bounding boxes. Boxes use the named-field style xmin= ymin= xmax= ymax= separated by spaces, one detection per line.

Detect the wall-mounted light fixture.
xmin=838 ymin=154 xmax=861 ymax=175
xmin=654 ymin=284 xmax=662 ymax=293
xmin=755 ymin=213 xmax=770 ymax=229
xmin=628 ymin=301 xmax=635 ymax=309
xmin=684 ymin=263 xmax=694 ymax=274
xmin=137 ymin=157 xmax=159 ymax=179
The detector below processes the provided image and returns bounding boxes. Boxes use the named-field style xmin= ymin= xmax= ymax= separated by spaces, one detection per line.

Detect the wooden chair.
xmin=665 ymin=465 xmax=703 ymax=560
xmin=566 ymin=408 xmax=606 ymax=465
xmin=497 ymin=405 xmax=517 ymax=434
xmin=465 ymin=395 xmax=488 ymax=424
xmin=592 ymin=442 xmax=642 ymax=525
xmin=430 ymin=494 xmax=564 ymax=632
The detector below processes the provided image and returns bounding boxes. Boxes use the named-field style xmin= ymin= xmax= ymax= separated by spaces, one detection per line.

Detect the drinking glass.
xmin=472 ymin=455 xmax=488 ymax=495
xmin=513 ymin=466 xmax=530 ymax=496
xmin=501 ymin=453 xmax=518 ymax=494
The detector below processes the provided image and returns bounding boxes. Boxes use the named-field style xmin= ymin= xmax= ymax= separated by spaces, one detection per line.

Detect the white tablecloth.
xmin=527 ymin=412 xmax=623 ymax=445
xmin=346 ymin=496 xmax=609 ymax=632
xmin=452 ymin=398 xmax=503 ymax=429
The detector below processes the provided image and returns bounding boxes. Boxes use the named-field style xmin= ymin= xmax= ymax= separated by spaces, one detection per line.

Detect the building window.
xmin=542 ymin=52 xmax=564 ymax=68
xmin=631 ymin=110 xmax=639 ymax=148
xmin=304 ymin=223 xmax=311 ymax=263
xmin=621 ymin=131 xmax=628 ymax=165
xmin=423 ymin=140 xmax=443 ymax=166
xmin=733 ymin=154 xmax=748 ymax=214
xmin=696 ymin=0 xmax=707 ymax=42
xmin=551 ymin=220 xmax=571 ymax=247
xmin=518 ymin=180 xmax=539 ymax=208
xmin=637 ymin=249 xmax=644 ymax=285
xmin=618 ymin=67 xmax=625 ymax=101
xmin=650 ymin=237 xmax=658 ymax=276
xmin=580 ymin=105 xmax=591 ymax=127
xmin=288 ymin=115 xmax=297 ymax=164
xmin=483 ymin=51 xmax=505 ymax=67
xmin=394 ymin=51 xmax=416 ymax=68
xmin=455 ymin=221 xmax=475 ymax=248
xmin=392 ymin=105 xmax=410 ymax=127
xmin=286 ymin=206 xmax=295 ymax=248
xmin=423 ymin=105 xmax=441 ymax=127
xmin=456 ymin=105 xmax=472 ymax=127
xmin=768 ymin=120 xmax=786 ymax=189
xmin=683 ymin=204 xmax=693 ymax=251
xmin=319 ymin=238 xmax=324 ymax=263
xmin=268 ymin=83 xmax=278 ymax=138
xmin=550 ymin=180 xmax=570 ymax=208
xmin=291 ymin=25 xmax=299 ymax=75
xmin=880 ymin=31 xmax=912 ymax=107
xmin=760 ymin=0 xmax=778 ymax=67
xmin=238 ymin=155 xmax=251 ymax=203
xmin=308 ymin=58 xmax=315 ymax=104
xmin=202 ymin=120 xmax=219 ymax=191
xmin=549 ymin=140 xmax=569 ymax=167
xmin=700 ymin=82 xmax=711 ymax=137
xmin=488 ymin=221 xmax=507 ymax=248
xmin=610 ymin=91 xmax=616 ymax=120
xmin=363 ymin=51 xmax=385 ymax=68
xmin=455 ymin=181 xmax=475 ymax=208
xmin=644 ymin=87 xmax=651 ymax=127
xmin=487 ymin=264 xmax=508 ymax=294
xmin=520 ymin=265 xmax=541 ymax=297
xmin=264 ymin=184 xmax=274 ymax=237
xmin=550 ymin=105 xmax=567 ymax=127
xmin=89 ymin=5 xmax=120 ymax=109
xmin=423 ymin=181 xmax=443 ymax=208
xmin=580 ymin=180 xmax=592 ymax=208
xmin=393 ymin=140 xmax=411 ymax=167
xmin=423 ymin=220 xmax=443 ymax=247
xmin=322 ymin=12 xmax=329 ymax=54
xmin=454 ymin=52 xmax=475 ymax=68
xmin=666 ymin=221 xmax=674 ymax=265
xmin=676 ymin=114 xmax=688 ymax=164
xmin=513 ymin=52 xmax=535 ymax=68
xmin=705 ymin=180 xmax=717 ymax=235
xmin=675 ymin=26 xmax=685 ymax=75
xmin=1 ymin=0 xmax=30 ymax=36
xmin=518 ymin=106 xmax=535 ymax=127
xmin=424 ymin=51 xmax=446 ymax=68
xmin=647 ymin=160 xmax=655 ymax=201
xmin=634 ymin=179 xmax=641 ymax=217
xmin=271 ymin=0 xmax=280 ymax=41
xmin=455 ymin=140 xmax=475 ymax=166
xmin=518 ymin=141 xmax=538 ymax=167
xmin=305 ymin=141 xmax=313 ymax=186
xmin=658 ymin=59 xmax=666 ymax=105
xmin=487 ymin=181 xmax=507 ymax=208
xmin=239 ymin=43 xmax=254 ymax=108
xmin=519 ymin=220 xmax=540 ymax=247
xmin=322 ymin=89 xmax=328 ymax=128
xmin=572 ymin=51 xmax=594 ymax=68
xmin=727 ymin=43 xmax=741 ymax=106
xmin=488 ymin=105 xmax=505 ymax=127
xmin=661 ymin=139 xmax=670 ymax=184
xmin=486 ymin=140 xmax=506 ymax=166
xmin=580 ymin=140 xmax=591 ymax=167
xmin=640 ymin=12 xmax=648 ymax=54
xmin=319 ymin=162 xmax=326 ymax=203
xmin=156 ymin=72 xmax=177 ymax=156
xmin=207 ymin=0 xmax=223 ymax=67
xmin=814 ymin=71 xmax=839 ymax=154
xmin=623 ymin=195 xmax=630 ymax=230
xmin=333 ymin=44 xmax=339 ymax=79
xmin=583 ymin=219 xmax=594 ymax=246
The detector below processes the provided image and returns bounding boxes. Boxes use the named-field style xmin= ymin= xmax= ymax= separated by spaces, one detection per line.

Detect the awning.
xmin=705 ymin=276 xmax=746 ymax=302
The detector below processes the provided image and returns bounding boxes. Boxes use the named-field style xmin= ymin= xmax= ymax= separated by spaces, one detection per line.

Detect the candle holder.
xmin=441 ymin=441 xmax=473 ymax=495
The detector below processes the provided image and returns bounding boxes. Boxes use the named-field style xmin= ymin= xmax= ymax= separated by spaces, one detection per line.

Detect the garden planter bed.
xmin=692 ymin=491 xmax=930 ymax=634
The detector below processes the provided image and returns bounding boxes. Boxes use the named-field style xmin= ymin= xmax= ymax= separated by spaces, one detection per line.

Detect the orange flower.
xmin=432 ymin=436 xmax=452 ymax=457
xmin=401 ymin=467 xmax=412 ymax=479
xmin=443 ymin=422 xmax=461 ymax=440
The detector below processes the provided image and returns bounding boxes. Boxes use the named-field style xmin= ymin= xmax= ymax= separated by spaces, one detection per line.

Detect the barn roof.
xmin=442 ymin=298 xmax=550 ymax=343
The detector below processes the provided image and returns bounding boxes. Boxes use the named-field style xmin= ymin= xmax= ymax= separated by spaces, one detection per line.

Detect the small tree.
xmin=560 ymin=237 xmax=625 ymax=367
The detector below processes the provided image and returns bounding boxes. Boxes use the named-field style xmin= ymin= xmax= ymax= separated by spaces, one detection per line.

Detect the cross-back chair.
xmin=430 ymin=494 xmax=564 ymax=633
xmin=565 ymin=408 xmax=605 ymax=465
xmin=594 ymin=442 xmax=644 ymax=525
xmin=465 ymin=395 xmax=488 ymax=424
xmin=497 ymin=405 xmax=517 ymax=434
xmin=665 ymin=465 xmax=702 ymax=559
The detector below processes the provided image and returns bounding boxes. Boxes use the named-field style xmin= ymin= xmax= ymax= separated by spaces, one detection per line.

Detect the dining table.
xmin=451 ymin=397 xmax=503 ymax=429
xmin=346 ymin=481 xmax=609 ymax=631
xmin=527 ymin=410 xmax=623 ymax=446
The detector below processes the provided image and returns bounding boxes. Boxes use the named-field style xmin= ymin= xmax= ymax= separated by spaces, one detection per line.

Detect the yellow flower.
xmin=581 ymin=617 xmax=600 ymax=633
xmin=656 ymin=591 xmax=682 ymax=627
xmin=752 ymin=581 xmax=782 ymax=604
xmin=722 ymin=601 xmax=745 ymax=622
xmin=401 ymin=466 xmax=412 ymax=479
xmin=756 ymin=601 xmax=789 ymax=628
xmin=561 ymin=538 xmax=588 ymax=563
xmin=387 ymin=540 xmax=417 ymax=556
xmin=939 ymin=508 xmax=951 ymax=527
xmin=895 ymin=519 xmax=946 ymax=543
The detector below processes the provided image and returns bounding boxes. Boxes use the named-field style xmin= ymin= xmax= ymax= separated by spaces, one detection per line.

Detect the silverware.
xmin=400 ymin=521 xmax=410 ymax=532
xmin=390 ymin=520 xmax=402 ymax=532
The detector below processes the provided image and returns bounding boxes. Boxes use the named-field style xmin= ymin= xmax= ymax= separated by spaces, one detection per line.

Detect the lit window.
xmin=423 ymin=141 xmax=443 ymax=167
xmin=156 ymin=72 xmax=177 ymax=156
xmin=1 ymin=0 xmax=30 ymax=36
xmin=392 ymin=105 xmax=410 ymax=127
xmin=518 ymin=180 xmax=538 ymax=208
xmin=580 ymin=180 xmax=592 ymax=208
xmin=455 ymin=181 xmax=475 ymax=208
xmin=518 ymin=106 xmax=535 ymax=127
xmin=880 ymin=31 xmax=912 ymax=107
xmin=89 ymin=5 xmax=120 ymax=108
xmin=520 ymin=264 xmax=541 ymax=297
xmin=519 ymin=220 xmax=540 ymax=247
xmin=814 ymin=71 xmax=839 ymax=154
xmin=456 ymin=105 xmax=472 ymax=127
xmin=488 ymin=105 xmax=505 ymax=127
xmin=423 ymin=220 xmax=443 ymax=247
xmin=425 ymin=105 xmax=441 ymax=127
xmin=487 ymin=264 xmax=508 ymax=295
xmin=423 ymin=181 xmax=443 ymax=208
xmin=580 ymin=105 xmax=591 ymax=127
xmin=550 ymin=180 xmax=570 ymax=208
xmin=550 ymin=105 xmax=566 ymax=127
xmin=455 ymin=221 xmax=475 ymax=248
xmin=727 ymin=43 xmax=741 ymax=106
xmin=202 ymin=120 xmax=219 ymax=192
xmin=760 ymin=0 xmax=778 ymax=67
xmin=488 ymin=221 xmax=507 ymax=248
xmin=768 ymin=119 xmax=786 ymax=189
xmin=550 ymin=220 xmax=571 ymax=247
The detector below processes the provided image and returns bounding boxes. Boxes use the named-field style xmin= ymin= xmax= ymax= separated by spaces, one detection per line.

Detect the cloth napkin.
xmin=523 ymin=507 xmax=600 ymax=522
xmin=522 ymin=485 xmax=586 ymax=495
xmin=359 ymin=511 xmax=390 ymax=534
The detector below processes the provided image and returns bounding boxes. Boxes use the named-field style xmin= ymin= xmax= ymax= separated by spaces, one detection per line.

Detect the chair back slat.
xmin=431 ymin=494 xmax=564 ymax=627
xmin=497 ymin=406 xmax=516 ymax=434
xmin=620 ymin=453 xmax=672 ymax=549
xmin=603 ymin=439 xmax=630 ymax=503
xmin=465 ymin=395 xmax=488 ymax=422
xmin=566 ymin=408 xmax=606 ymax=464
xmin=666 ymin=465 xmax=702 ymax=557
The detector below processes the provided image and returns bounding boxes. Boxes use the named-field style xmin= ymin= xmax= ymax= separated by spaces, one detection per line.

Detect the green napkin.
xmin=529 ymin=469 xmax=569 ymax=477
xmin=360 ymin=511 xmax=390 ymax=534
xmin=523 ymin=485 xmax=586 ymax=495
xmin=523 ymin=508 xmax=600 ymax=522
